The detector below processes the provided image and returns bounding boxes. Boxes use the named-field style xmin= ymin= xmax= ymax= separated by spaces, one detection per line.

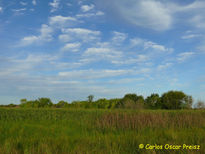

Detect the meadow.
xmin=0 ymin=108 xmax=204 ymax=154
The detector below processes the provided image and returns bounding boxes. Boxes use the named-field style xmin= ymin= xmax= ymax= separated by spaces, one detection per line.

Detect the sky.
xmin=0 ymin=0 xmax=205 ymax=104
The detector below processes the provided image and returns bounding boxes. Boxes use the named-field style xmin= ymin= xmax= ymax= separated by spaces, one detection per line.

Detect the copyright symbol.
xmin=139 ymin=144 xmax=144 ymax=149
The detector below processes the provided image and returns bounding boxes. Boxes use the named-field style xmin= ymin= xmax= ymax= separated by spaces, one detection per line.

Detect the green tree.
xmin=87 ymin=95 xmax=94 ymax=103
xmin=145 ymin=94 xmax=161 ymax=109
xmin=121 ymin=93 xmax=145 ymax=109
xmin=20 ymin=98 xmax=27 ymax=107
xmin=161 ymin=91 xmax=192 ymax=109
xmin=56 ymin=100 xmax=69 ymax=108
xmin=37 ymin=98 xmax=53 ymax=108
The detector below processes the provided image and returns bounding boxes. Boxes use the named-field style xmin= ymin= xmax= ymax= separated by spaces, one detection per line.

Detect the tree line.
xmin=0 ymin=90 xmax=204 ymax=109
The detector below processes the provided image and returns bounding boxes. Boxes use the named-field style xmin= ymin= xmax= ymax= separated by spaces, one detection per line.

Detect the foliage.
xmin=56 ymin=100 xmax=69 ymax=108
xmin=20 ymin=98 xmax=53 ymax=108
xmin=161 ymin=91 xmax=193 ymax=109
xmin=2 ymin=90 xmax=197 ymax=110
xmin=87 ymin=95 xmax=94 ymax=103
xmin=145 ymin=93 xmax=161 ymax=109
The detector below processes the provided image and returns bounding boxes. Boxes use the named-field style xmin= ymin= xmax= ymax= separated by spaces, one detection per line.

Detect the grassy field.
xmin=0 ymin=108 xmax=204 ymax=154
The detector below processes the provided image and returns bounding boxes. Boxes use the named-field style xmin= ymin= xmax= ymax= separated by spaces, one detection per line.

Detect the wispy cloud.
xmin=32 ymin=0 xmax=37 ymax=5
xmin=111 ymin=31 xmax=127 ymax=44
xmin=157 ymin=63 xmax=173 ymax=71
xmin=100 ymin=0 xmax=172 ymax=31
xmin=58 ymin=68 xmax=150 ymax=80
xmin=12 ymin=8 xmax=27 ymax=15
xmin=61 ymin=43 xmax=81 ymax=52
xmin=49 ymin=15 xmax=77 ymax=27
xmin=181 ymin=34 xmax=201 ymax=39
xmin=177 ymin=52 xmax=195 ymax=62
xmin=20 ymin=2 xmax=27 ymax=6
xmin=0 ymin=7 xmax=3 ymax=13
xmin=49 ymin=0 xmax=60 ymax=13
xmin=130 ymin=37 xmax=173 ymax=53
xmin=81 ymin=4 xmax=95 ymax=12
xmin=20 ymin=24 xmax=53 ymax=46
xmin=61 ymin=28 xmax=101 ymax=42
xmin=76 ymin=11 xmax=104 ymax=18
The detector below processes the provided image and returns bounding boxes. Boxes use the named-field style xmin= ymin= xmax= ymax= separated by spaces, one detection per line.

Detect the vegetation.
xmin=0 ymin=108 xmax=204 ymax=153
xmin=12 ymin=90 xmax=194 ymax=110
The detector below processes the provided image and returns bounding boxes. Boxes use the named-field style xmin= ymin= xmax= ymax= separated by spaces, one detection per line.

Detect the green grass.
xmin=0 ymin=108 xmax=204 ymax=153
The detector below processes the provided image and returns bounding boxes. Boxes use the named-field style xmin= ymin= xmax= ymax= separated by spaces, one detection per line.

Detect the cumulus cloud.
xmin=81 ymin=4 xmax=95 ymax=12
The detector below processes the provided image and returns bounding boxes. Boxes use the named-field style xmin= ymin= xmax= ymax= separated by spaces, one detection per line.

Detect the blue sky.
xmin=0 ymin=0 xmax=205 ymax=104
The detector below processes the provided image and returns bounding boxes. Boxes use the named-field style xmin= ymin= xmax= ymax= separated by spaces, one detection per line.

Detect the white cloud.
xmin=130 ymin=38 xmax=144 ymax=46
xmin=81 ymin=4 xmax=95 ymax=12
xmin=144 ymin=41 xmax=167 ymax=52
xmin=62 ymin=28 xmax=101 ymax=42
xmin=177 ymin=52 xmax=195 ymax=62
xmin=130 ymin=37 xmax=173 ymax=53
xmin=58 ymin=34 xmax=72 ymax=42
xmin=62 ymin=43 xmax=81 ymax=52
xmin=111 ymin=55 xmax=149 ymax=65
xmin=21 ymin=24 xmax=53 ymax=46
xmin=0 ymin=54 xmax=57 ymax=77
xmin=99 ymin=0 xmax=205 ymax=31
xmin=20 ymin=2 xmax=27 ymax=6
xmin=96 ymin=11 xmax=104 ymax=16
xmin=49 ymin=0 xmax=60 ymax=13
xmin=12 ymin=8 xmax=27 ymax=15
xmin=197 ymin=45 xmax=205 ymax=53
xmin=0 ymin=7 xmax=2 ymax=13
xmin=106 ymin=0 xmax=172 ymax=31
xmin=181 ymin=34 xmax=201 ymax=39
xmin=83 ymin=47 xmax=122 ymax=61
xmin=63 ymin=28 xmax=100 ymax=36
xmin=58 ymin=68 xmax=149 ymax=80
xmin=76 ymin=11 xmax=104 ymax=18
xmin=190 ymin=15 xmax=205 ymax=29
xmin=49 ymin=15 xmax=77 ymax=27
xmin=32 ymin=0 xmax=37 ymax=5
xmin=108 ymin=78 xmax=144 ymax=84
xmin=157 ymin=63 xmax=173 ymax=70
xmin=171 ymin=1 xmax=205 ymax=12
xmin=112 ymin=31 xmax=127 ymax=43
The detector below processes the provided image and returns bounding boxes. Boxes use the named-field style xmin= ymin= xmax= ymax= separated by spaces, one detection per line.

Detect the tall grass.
xmin=0 ymin=108 xmax=204 ymax=154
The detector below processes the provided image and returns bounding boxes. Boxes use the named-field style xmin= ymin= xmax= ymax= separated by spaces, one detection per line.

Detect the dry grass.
xmin=96 ymin=110 xmax=205 ymax=129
